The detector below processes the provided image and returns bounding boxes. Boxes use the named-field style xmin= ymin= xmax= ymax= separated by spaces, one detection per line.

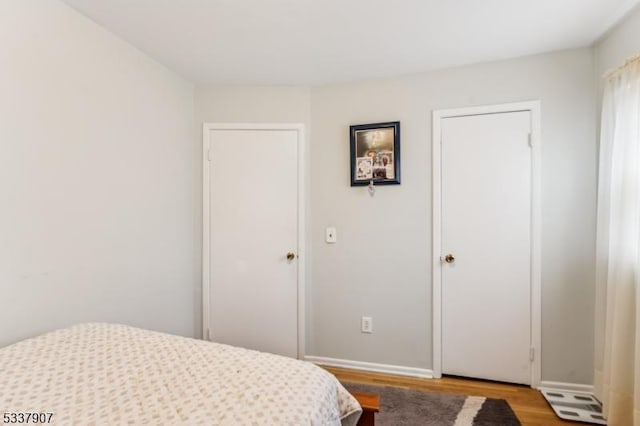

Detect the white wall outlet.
xmin=361 ymin=316 xmax=373 ymax=333
xmin=325 ymin=227 xmax=337 ymax=243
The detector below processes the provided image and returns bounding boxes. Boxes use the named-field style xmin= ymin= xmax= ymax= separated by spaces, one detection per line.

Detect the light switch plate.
xmin=361 ymin=316 xmax=373 ymax=333
xmin=325 ymin=227 xmax=337 ymax=243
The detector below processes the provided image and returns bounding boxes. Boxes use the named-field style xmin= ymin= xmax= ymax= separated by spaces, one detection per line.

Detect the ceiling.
xmin=62 ymin=0 xmax=639 ymax=85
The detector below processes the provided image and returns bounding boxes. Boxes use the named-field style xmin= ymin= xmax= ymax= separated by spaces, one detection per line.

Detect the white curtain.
xmin=595 ymin=56 xmax=640 ymax=426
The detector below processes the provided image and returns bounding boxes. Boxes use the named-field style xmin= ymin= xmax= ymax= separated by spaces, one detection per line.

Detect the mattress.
xmin=0 ymin=323 xmax=361 ymax=425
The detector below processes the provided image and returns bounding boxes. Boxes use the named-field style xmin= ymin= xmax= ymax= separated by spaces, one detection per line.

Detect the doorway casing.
xmin=431 ymin=101 xmax=542 ymax=388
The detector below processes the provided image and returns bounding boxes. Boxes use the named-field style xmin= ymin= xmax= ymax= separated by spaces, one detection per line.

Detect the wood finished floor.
xmin=324 ymin=367 xmax=576 ymax=426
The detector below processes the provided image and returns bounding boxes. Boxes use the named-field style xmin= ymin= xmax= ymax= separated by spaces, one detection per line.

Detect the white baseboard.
xmin=305 ymin=355 xmax=433 ymax=379
xmin=539 ymin=380 xmax=595 ymax=394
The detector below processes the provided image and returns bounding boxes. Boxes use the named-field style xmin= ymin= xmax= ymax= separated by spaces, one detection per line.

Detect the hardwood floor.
xmin=324 ymin=367 xmax=576 ymax=426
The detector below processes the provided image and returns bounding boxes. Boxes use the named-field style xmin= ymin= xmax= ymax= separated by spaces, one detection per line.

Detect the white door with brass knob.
xmin=203 ymin=124 xmax=304 ymax=359
xmin=438 ymin=106 xmax=537 ymax=386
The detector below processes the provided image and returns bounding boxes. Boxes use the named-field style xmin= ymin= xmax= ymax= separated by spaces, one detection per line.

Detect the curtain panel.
xmin=595 ymin=55 xmax=640 ymax=425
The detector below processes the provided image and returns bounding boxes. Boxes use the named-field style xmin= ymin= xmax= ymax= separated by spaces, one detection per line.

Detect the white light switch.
xmin=325 ymin=227 xmax=337 ymax=243
xmin=361 ymin=316 xmax=373 ymax=333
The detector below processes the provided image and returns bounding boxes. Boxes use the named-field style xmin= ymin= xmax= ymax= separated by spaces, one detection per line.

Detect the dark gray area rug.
xmin=344 ymin=382 xmax=521 ymax=426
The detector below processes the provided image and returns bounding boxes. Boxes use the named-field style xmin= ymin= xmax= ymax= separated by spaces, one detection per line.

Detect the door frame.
xmin=202 ymin=122 xmax=307 ymax=359
xmin=431 ymin=101 xmax=542 ymax=387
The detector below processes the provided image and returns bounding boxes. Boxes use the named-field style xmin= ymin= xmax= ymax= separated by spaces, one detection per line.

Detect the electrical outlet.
xmin=361 ymin=316 xmax=373 ymax=333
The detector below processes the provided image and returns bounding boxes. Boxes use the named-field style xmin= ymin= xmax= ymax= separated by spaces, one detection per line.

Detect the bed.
xmin=0 ymin=323 xmax=362 ymax=425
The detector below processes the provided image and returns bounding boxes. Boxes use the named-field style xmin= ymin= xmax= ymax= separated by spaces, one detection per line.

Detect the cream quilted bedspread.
xmin=0 ymin=324 xmax=361 ymax=425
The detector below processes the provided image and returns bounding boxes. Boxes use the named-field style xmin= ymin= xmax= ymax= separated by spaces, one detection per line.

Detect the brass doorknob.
xmin=444 ymin=254 xmax=455 ymax=263
xmin=286 ymin=252 xmax=296 ymax=261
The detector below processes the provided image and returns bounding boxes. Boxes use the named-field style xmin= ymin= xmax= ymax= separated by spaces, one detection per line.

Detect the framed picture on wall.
xmin=350 ymin=121 xmax=401 ymax=186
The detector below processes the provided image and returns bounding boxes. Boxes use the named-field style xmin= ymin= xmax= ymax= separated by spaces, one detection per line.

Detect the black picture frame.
xmin=350 ymin=121 xmax=401 ymax=186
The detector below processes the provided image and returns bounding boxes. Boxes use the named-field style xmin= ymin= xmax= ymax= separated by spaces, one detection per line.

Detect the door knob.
xmin=444 ymin=254 xmax=455 ymax=263
xmin=286 ymin=252 xmax=296 ymax=261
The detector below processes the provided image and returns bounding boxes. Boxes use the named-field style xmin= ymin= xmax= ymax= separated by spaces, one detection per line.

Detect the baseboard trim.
xmin=539 ymin=380 xmax=595 ymax=394
xmin=305 ymin=355 xmax=433 ymax=379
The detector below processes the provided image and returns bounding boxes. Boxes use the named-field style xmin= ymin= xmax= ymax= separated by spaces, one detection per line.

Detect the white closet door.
xmin=207 ymin=128 xmax=299 ymax=358
xmin=441 ymin=111 xmax=532 ymax=384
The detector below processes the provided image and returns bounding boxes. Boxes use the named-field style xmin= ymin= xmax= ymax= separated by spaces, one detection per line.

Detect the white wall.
xmin=595 ymin=6 xmax=640 ymax=91
xmin=194 ymin=85 xmax=311 ymax=338
xmin=195 ymin=85 xmax=311 ymax=125
xmin=0 ymin=1 xmax=196 ymax=346
xmin=309 ymin=48 xmax=597 ymax=384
